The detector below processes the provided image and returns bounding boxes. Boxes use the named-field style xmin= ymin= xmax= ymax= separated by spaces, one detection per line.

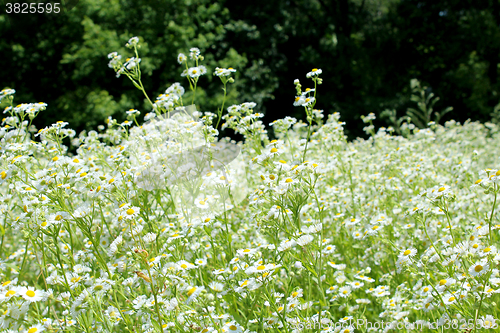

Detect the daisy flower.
xmin=306 ymin=68 xmax=322 ymax=78
xmin=469 ymin=260 xmax=490 ymax=277
xmin=25 ymin=324 xmax=45 ymax=333
xmin=177 ymin=53 xmax=187 ymax=64
xmin=399 ymin=247 xmax=417 ymax=259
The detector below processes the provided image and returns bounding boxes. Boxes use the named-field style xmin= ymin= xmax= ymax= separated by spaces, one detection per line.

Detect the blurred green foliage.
xmin=1 ymin=0 xmax=500 ymax=138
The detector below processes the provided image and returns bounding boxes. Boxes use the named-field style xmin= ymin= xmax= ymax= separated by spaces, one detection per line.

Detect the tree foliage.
xmin=1 ymin=0 xmax=500 ymax=138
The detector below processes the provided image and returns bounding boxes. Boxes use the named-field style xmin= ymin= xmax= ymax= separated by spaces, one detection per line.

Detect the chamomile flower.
xmin=469 ymin=260 xmax=490 ymax=277
xmin=399 ymin=247 xmax=417 ymax=260
xmin=177 ymin=53 xmax=187 ymax=64
xmin=221 ymin=322 xmax=243 ymax=333
xmin=306 ymin=68 xmax=322 ymax=78
xmin=25 ymin=324 xmax=45 ymax=333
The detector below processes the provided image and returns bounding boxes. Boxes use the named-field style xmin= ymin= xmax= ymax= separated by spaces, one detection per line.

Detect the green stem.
xmin=488 ymin=184 xmax=497 ymax=243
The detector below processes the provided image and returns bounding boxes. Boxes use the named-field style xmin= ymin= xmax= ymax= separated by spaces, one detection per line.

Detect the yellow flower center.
xmin=474 ymin=265 xmax=483 ymax=272
xmin=285 ymin=178 xmax=293 ymax=183
xmin=26 ymin=290 xmax=35 ymax=297
xmin=6 ymin=290 xmax=16 ymax=297
xmin=438 ymin=187 xmax=446 ymax=192
xmin=403 ymin=250 xmax=411 ymax=256
xmin=257 ymin=265 xmax=266 ymax=271
xmin=28 ymin=328 xmax=38 ymax=333
xmin=439 ymin=279 xmax=447 ymax=286
xmin=187 ymin=287 xmax=197 ymax=296
xmin=126 ymin=208 xmax=135 ymax=215
xmin=271 ymin=148 xmax=278 ymax=153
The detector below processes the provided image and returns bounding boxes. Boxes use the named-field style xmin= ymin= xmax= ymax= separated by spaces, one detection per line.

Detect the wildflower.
xmin=186 ymin=66 xmax=206 ymax=78
xmin=177 ymin=53 xmax=187 ymax=64
xmin=126 ymin=36 xmax=139 ymax=47
xmin=443 ymin=293 xmax=457 ymax=305
xmin=245 ymin=263 xmax=281 ymax=275
xmin=221 ymin=322 xmax=243 ymax=333
xmin=296 ymin=234 xmax=314 ymax=246
xmin=124 ymin=57 xmax=141 ymax=70
xmin=0 ymin=88 xmax=15 ymax=102
xmin=306 ymin=68 xmax=322 ymax=78
xmin=399 ymin=247 xmax=417 ymax=260
xmin=338 ymin=286 xmax=351 ymax=297
xmin=189 ymin=47 xmax=201 ymax=59
xmin=469 ymin=260 xmax=490 ymax=277
xmin=214 ymin=67 xmax=237 ymax=77
xmin=0 ymin=286 xmax=19 ymax=302
xmin=25 ymin=324 xmax=45 ymax=333
xmin=236 ymin=248 xmax=258 ymax=257
xmin=186 ymin=286 xmax=204 ymax=304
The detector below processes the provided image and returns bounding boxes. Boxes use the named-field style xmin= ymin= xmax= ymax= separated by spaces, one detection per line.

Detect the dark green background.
xmin=2 ymin=0 xmax=500 ymax=139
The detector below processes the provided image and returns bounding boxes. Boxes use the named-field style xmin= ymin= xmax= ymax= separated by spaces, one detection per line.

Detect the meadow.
xmin=0 ymin=37 xmax=499 ymax=332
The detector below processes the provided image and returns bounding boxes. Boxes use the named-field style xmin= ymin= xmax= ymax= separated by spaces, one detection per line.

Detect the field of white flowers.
xmin=1 ymin=37 xmax=500 ymax=333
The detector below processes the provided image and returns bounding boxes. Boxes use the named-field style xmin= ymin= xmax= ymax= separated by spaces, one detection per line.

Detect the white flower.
xmin=306 ymin=68 xmax=322 ymax=78
xmin=187 ymin=66 xmax=205 ymax=78
xmin=214 ymin=67 xmax=237 ymax=77
xmin=166 ymin=82 xmax=185 ymax=96
xmin=479 ymin=315 xmax=498 ymax=329
xmin=177 ymin=53 xmax=187 ymax=64
xmin=143 ymin=232 xmax=156 ymax=243
xmin=189 ymin=47 xmax=201 ymax=59
xmin=125 ymin=57 xmax=141 ymax=70
xmin=186 ymin=286 xmax=204 ymax=304
xmin=296 ymin=234 xmax=314 ymax=246
xmin=338 ymin=286 xmax=351 ymax=298
xmin=221 ymin=321 xmax=243 ymax=333
xmin=293 ymin=95 xmax=305 ymax=106
xmin=18 ymin=286 xmax=45 ymax=302
xmin=126 ymin=36 xmax=139 ymax=47
xmin=245 ymin=263 xmax=281 ymax=275
xmin=469 ymin=260 xmax=490 ymax=277
xmin=25 ymin=324 xmax=45 ymax=333
xmin=399 ymin=247 xmax=417 ymax=259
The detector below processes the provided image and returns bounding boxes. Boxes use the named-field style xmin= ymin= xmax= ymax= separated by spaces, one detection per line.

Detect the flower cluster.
xmin=0 ymin=37 xmax=499 ymax=333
